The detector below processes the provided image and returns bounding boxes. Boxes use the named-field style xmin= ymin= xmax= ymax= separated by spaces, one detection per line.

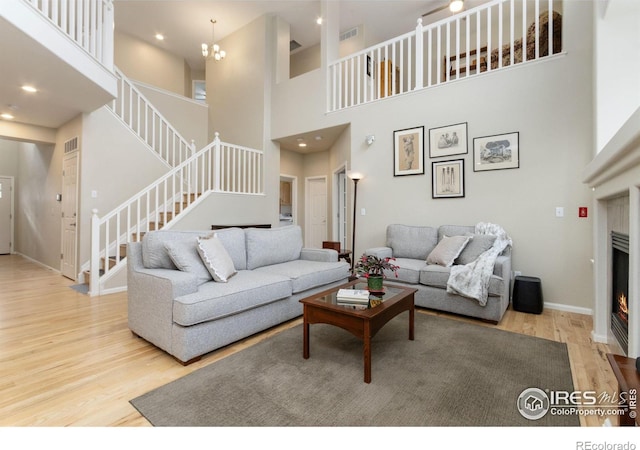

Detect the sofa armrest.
xmin=127 ymin=242 xmax=200 ymax=354
xmin=300 ymin=248 xmax=338 ymax=263
xmin=494 ymin=255 xmax=511 ymax=281
xmin=365 ymin=247 xmax=393 ymax=259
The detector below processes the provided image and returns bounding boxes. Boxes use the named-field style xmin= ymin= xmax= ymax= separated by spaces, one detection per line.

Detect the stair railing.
xmin=109 ymin=67 xmax=194 ymax=167
xmin=328 ymin=0 xmax=561 ymax=112
xmin=23 ymin=0 xmax=114 ymax=69
xmin=88 ymin=133 xmax=264 ymax=295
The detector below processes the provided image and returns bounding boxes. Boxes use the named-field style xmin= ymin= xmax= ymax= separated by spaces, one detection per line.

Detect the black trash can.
xmin=512 ymin=276 xmax=543 ymax=314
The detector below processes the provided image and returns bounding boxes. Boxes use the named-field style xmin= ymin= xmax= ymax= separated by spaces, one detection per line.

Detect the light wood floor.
xmin=0 ymin=254 xmax=619 ymax=427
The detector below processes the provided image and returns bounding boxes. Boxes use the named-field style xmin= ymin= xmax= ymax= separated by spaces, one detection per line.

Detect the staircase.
xmin=82 ymin=191 xmax=195 ymax=292
xmin=86 ymin=133 xmax=264 ymax=296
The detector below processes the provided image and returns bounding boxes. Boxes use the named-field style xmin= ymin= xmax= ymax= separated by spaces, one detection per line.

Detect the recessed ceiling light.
xmin=316 ymin=17 xmax=323 ymax=25
xmin=21 ymin=85 xmax=37 ymax=93
xmin=1 ymin=113 xmax=15 ymax=120
xmin=155 ymin=34 xmax=165 ymax=41
xmin=298 ymin=142 xmax=307 ymax=147
xmin=314 ymin=135 xmax=323 ymax=141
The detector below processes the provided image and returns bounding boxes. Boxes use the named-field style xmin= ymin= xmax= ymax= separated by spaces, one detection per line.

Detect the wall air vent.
xmin=64 ymin=137 xmax=79 ymax=154
xmin=290 ymin=40 xmax=302 ymax=52
xmin=339 ymin=27 xmax=358 ymax=42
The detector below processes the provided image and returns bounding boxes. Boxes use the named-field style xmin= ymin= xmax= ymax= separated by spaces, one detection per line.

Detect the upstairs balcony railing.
xmin=23 ymin=0 xmax=114 ymax=69
xmin=328 ymin=0 xmax=561 ymax=112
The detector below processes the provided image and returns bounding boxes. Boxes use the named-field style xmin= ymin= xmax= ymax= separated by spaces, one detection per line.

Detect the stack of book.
xmin=336 ymin=288 xmax=370 ymax=309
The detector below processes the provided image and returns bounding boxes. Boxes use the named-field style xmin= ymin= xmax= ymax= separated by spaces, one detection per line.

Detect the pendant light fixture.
xmin=201 ymin=19 xmax=226 ymax=61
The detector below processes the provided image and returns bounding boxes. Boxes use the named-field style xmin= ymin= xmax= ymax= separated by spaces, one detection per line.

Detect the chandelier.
xmin=201 ymin=19 xmax=226 ymax=61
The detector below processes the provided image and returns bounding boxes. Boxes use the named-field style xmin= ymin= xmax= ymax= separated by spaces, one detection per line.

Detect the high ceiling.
xmin=113 ymin=0 xmax=455 ymax=73
xmin=0 ymin=0 xmax=479 ymax=135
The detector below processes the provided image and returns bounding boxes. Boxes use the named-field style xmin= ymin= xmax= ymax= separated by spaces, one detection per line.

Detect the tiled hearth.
xmin=583 ymin=111 xmax=640 ymax=358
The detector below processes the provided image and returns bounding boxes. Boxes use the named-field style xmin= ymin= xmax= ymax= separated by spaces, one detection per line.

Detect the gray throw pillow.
xmin=426 ymin=235 xmax=471 ymax=267
xmin=197 ymin=234 xmax=237 ymax=282
xmin=165 ymin=238 xmax=213 ymax=285
xmin=455 ymin=233 xmax=497 ymax=265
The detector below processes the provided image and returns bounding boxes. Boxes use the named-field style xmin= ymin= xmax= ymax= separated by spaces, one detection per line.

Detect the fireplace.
xmin=611 ymin=231 xmax=629 ymax=354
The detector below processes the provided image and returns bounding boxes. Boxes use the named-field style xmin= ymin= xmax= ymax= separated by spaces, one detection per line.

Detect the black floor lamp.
xmin=348 ymin=171 xmax=363 ymax=276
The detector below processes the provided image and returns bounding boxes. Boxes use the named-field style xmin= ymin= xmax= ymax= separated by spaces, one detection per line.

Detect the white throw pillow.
xmin=197 ymin=234 xmax=237 ymax=282
xmin=426 ymin=235 xmax=472 ymax=267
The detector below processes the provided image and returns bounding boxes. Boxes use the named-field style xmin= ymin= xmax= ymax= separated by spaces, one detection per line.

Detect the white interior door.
xmin=306 ymin=177 xmax=327 ymax=248
xmin=0 ymin=177 xmax=13 ymax=254
xmin=61 ymin=153 xmax=78 ymax=280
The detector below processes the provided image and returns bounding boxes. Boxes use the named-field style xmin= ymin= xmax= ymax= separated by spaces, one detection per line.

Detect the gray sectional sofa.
xmin=365 ymin=224 xmax=512 ymax=323
xmin=127 ymin=225 xmax=350 ymax=363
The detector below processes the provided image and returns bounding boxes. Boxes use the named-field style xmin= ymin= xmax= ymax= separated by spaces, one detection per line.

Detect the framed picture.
xmin=393 ymin=126 xmax=425 ymax=176
xmin=429 ymin=122 xmax=468 ymax=158
xmin=473 ymin=132 xmax=519 ymax=171
xmin=432 ymin=159 xmax=465 ymax=199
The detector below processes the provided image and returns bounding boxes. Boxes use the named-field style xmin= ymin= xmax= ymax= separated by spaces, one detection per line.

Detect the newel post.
xmin=213 ymin=132 xmax=221 ymax=192
xmin=90 ymin=209 xmax=100 ymax=297
xmin=414 ymin=18 xmax=424 ymax=90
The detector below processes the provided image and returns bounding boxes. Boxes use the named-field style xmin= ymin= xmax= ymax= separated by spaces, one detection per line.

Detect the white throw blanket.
xmin=446 ymin=222 xmax=512 ymax=306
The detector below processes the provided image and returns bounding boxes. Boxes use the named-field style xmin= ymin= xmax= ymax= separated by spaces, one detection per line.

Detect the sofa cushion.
xmin=255 ymin=260 xmax=350 ymax=293
xmin=420 ymin=265 xmax=504 ymax=296
xmin=165 ymin=237 xmax=212 ymax=285
xmin=426 ymin=235 xmax=471 ymax=267
xmin=142 ymin=230 xmax=211 ymax=269
xmin=197 ymin=234 xmax=237 ymax=282
xmin=387 ymin=224 xmax=438 ymax=260
xmin=213 ymin=227 xmax=248 ymax=270
xmin=455 ymin=233 xmax=497 ymax=265
xmin=172 ymin=270 xmax=293 ymax=326
xmin=246 ymin=226 xmax=303 ymax=270
xmin=392 ymin=257 xmax=428 ymax=284
xmin=438 ymin=225 xmax=475 ymax=241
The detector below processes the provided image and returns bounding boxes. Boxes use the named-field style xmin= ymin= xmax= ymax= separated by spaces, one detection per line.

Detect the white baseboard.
xmin=14 ymin=252 xmax=60 ymax=274
xmin=92 ymin=286 xmax=128 ymax=297
xmin=543 ymin=301 xmax=593 ymax=316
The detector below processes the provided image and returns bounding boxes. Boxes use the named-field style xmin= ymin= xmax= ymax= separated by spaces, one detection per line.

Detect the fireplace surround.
xmin=583 ymin=109 xmax=640 ymax=359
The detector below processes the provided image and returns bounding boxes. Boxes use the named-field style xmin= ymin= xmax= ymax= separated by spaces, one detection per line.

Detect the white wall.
xmin=115 ymin=31 xmax=189 ymax=96
xmin=14 ymin=141 xmax=61 ymax=269
xmin=594 ymin=0 xmax=640 ymax=151
xmin=135 ymin=81 xmax=209 ymax=149
xmin=78 ymin=107 xmax=170 ymax=265
xmin=270 ymin=1 xmax=594 ymax=310
xmin=0 ymin=139 xmax=19 ymax=177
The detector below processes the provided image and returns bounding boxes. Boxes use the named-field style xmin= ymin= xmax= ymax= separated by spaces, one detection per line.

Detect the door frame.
xmin=331 ymin=162 xmax=348 ymax=249
xmin=61 ymin=152 xmax=79 ymax=280
xmin=279 ymin=174 xmax=298 ymax=225
xmin=305 ymin=175 xmax=328 ymax=248
xmin=0 ymin=175 xmax=15 ymax=254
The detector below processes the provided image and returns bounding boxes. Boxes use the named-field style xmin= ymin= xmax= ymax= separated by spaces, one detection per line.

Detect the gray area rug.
xmin=130 ymin=313 xmax=579 ymax=426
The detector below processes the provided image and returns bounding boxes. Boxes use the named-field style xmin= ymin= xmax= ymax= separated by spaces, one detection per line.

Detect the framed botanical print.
xmin=393 ymin=126 xmax=424 ymax=176
xmin=429 ymin=122 xmax=468 ymax=158
xmin=432 ymin=159 xmax=465 ymax=198
xmin=473 ymin=132 xmax=520 ymax=171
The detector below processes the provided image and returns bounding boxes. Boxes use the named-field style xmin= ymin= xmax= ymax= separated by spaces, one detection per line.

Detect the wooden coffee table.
xmin=300 ymin=279 xmax=417 ymax=383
